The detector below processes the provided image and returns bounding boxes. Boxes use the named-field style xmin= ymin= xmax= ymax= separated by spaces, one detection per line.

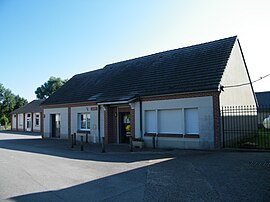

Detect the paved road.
xmin=0 ymin=132 xmax=269 ymax=202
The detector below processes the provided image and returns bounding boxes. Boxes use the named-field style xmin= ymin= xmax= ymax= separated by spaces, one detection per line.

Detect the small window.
xmin=19 ymin=114 xmax=23 ymax=126
xmin=145 ymin=110 xmax=156 ymax=133
xmin=79 ymin=113 xmax=90 ymax=130
xmin=14 ymin=114 xmax=16 ymax=118
xmin=27 ymin=114 xmax=31 ymax=118
xmin=185 ymin=108 xmax=199 ymax=134
xmin=158 ymin=109 xmax=182 ymax=134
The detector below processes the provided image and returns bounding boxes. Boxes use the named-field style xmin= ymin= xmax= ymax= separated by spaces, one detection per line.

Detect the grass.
xmin=253 ymin=129 xmax=270 ymax=149
xmin=0 ymin=125 xmax=11 ymax=131
xmin=238 ymin=128 xmax=270 ymax=149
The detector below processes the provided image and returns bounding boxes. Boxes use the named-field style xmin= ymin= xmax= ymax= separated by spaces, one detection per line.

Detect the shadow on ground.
xmin=0 ymin=131 xmax=172 ymax=163
xmin=7 ymin=151 xmax=270 ymax=202
xmin=8 ymin=164 xmax=150 ymax=202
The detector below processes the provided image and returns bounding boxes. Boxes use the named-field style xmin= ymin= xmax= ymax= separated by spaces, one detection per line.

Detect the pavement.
xmin=0 ymin=131 xmax=269 ymax=202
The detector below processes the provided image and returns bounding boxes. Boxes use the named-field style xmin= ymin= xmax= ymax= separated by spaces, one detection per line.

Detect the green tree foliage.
xmin=35 ymin=76 xmax=67 ymax=99
xmin=0 ymin=83 xmax=28 ymax=127
xmin=0 ymin=115 xmax=9 ymax=128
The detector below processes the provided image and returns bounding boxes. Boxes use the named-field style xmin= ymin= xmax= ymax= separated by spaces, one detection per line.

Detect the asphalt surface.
xmin=0 ymin=131 xmax=269 ymax=202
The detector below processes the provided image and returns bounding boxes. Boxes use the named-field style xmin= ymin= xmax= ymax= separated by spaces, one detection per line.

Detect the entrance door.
xmin=119 ymin=112 xmax=131 ymax=143
xmin=26 ymin=113 xmax=31 ymax=132
xmin=51 ymin=114 xmax=60 ymax=138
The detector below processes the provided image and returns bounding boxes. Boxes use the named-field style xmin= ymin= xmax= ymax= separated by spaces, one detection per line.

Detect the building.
xmin=256 ymin=91 xmax=270 ymax=107
xmin=41 ymin=36 xmax=256 ymax=149
xmin=255 ymin=91 xmax=270 ymax=126
xmin=10 ymin=100 xmax=44 ymax=133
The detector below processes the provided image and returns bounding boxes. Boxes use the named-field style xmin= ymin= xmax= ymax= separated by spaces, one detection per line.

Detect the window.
xmin=35 ymin=113 xmax=40 ymax=126
xmin=14 ymin=114 xmax=16 ymax=118
xmin=79 ymin=113 xmax=90 ymax=130
xmin=185 ymin=108 xmax=199 ymax=134
xmin=144 ymin=108 xmax=199 ymax=135
xmin=158 ymin=109 xmax=182 ymax=134
xmin=19 ymin=114 xmax=23 ymax=126
xmin=145 ymin=110 xmax=156 ymax=133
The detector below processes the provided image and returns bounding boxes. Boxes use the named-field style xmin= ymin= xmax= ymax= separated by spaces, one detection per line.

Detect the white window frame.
xmin=184 ymin=108 xmax=199 ymax=134
xmin=35 ymin=113 xmax=40 ymax=126
xmin=158 ymin=109 xmax=183 ymax=134
xmin=145 ymin=110 xmax=157 ymax=133
xmin=19 ymin=114 xmax=23 ymax=126
xmin=144 ymin=107 xmax=199 ymax=136
xmin=78 ymin=113 xmax=91 ymax=131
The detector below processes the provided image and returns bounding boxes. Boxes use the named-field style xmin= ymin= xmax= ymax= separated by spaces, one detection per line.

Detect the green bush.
xmin=0 ymin=115 xmax=9 ymax=127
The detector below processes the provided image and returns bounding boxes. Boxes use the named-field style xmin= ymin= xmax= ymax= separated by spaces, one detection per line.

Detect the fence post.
xmin=71 ymin=134 xmax=74 ymax=148
xmin=101 ymin=137 xmax=105 ymax=153
xmin=80 ymin=136 xmax=84 ymax=151
xmin=129 ymin=136 xmax=133 ymax=152
xmin=73 ymin=132 xmax=76 ymax=145
xmin=152 ymin=135 xmax=156 ymax=149
xmin=221 ymin=106 xmax=225 ymax=148
xmin=85 ymin=132 xmax=89 ymax=143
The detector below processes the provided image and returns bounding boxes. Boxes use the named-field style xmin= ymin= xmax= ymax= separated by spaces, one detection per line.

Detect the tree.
xmin=14 ymin=95 xmax=28 ymax=110
xmin=35 ymin=76 xmax=67 ymax=99
xmin=0 ymin=83 xmax=28 ymax=127
xmin=0 ymin=84 xmax=5 ymax=102
xmin=0 ymin=115 xmax=9 ymax=129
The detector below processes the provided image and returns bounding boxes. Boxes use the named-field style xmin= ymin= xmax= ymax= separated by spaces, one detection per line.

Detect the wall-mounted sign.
xmin=91 ymin=107 xmax=98 ymax=111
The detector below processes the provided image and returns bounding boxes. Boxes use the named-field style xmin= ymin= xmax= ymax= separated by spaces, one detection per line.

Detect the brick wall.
xmin=104 ymin=106 xmax=109 ymax=144
xmin=141 ymin=91 xmax=219 ymax=102
xmin=212 ymin=93 xmax=221 ymax=149
xmin=130 ymin=109 xmax=135 ymax=138
xmin=108 ymin=107 xmax=117 ymax=143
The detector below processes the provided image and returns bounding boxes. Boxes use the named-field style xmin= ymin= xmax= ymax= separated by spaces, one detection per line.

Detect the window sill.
xmin=144 ymin=133 xmax=199 ymax=138
xmin=77 ymin=130 xmax=91 ymax=134
xmin=184 ymin=134 xmax=200 ymax=138
xmin=144 ymin=133 xmax=183 ymax=138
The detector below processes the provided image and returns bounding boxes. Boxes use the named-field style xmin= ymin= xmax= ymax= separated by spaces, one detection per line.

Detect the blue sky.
xmin=0 ymin=0 xmax=269 ymax=101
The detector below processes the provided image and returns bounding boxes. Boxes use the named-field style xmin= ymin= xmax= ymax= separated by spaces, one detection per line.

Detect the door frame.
xmin=105 ymin=105 xmax=133 ymax=144
xmin=25 ymin=113 xmax=32 ymax=132
xmin=116 ymin=106 xmax=131 ymax=144
xmin=118 ymin=111 xmax=131 ymax=144
xmin=51 ymin=114 xmax=60 ymax=138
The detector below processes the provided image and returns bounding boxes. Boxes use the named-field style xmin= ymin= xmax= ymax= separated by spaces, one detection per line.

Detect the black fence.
xmin=221 ymin=105 xmax=270 ymax=150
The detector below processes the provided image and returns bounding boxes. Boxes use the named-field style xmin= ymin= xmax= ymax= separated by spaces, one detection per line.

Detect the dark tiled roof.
xmin=42 ymin=36 xmax=237 ymax=105
xmin=11 ymin=100 xmax=44 ymax=114
xmin=255 ymin=91 xmax=270 ymax=107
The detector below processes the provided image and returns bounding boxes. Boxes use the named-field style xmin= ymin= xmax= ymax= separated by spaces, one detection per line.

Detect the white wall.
xmin=43 ymin=108 xmax=68 ymax=139
xmin=134 ymin=102 xmax=141 ymax=139
xmin=12 ymin=113 xmax=40 ymax=132
xmin=18 ymin=113 xmax=23 ymax=130
xmin=12 ymin=114 xmax=16 ymax=130
xmin=99 ymin=106 xmax=105 ymax=140
xmin=33 ymin=113 xmax=41 ymax=131
xmin=134 ymin=96 xmax=215 ymax=149
xmin=220 ymin=41 xmax=257 ymax=107
xmin=71 ymin=106 xmax=98 ymax=143
xmin=25 ymin=113 xmax=32 ymax=131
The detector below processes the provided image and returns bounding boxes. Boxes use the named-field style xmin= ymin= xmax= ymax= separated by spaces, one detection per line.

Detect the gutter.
xmin=139 ymin=97 xmax=143 ymax=139
xmin=98 ymin=105 xmax=101 ymax=144
xmin=97 ymin=97 xmax=136 ymax=105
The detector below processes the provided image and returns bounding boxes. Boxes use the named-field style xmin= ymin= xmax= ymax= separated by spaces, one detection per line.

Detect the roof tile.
xmin=42 ymin=36 xmax=237 ymax=105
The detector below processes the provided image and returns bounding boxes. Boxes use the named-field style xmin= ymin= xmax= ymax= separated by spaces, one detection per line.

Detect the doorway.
xmin=119 ymin=112 xmax=131 ymax=144
xmin=51 ymin=114 xmax=60 ymax=138
xmin=26 ymin=113 xmax=31 ymax=132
